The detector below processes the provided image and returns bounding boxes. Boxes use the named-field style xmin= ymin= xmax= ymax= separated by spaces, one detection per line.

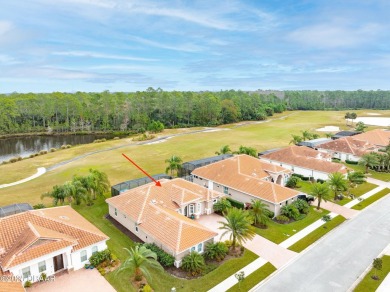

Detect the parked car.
xmin=298 ymin=194 xmax=315 ymax=204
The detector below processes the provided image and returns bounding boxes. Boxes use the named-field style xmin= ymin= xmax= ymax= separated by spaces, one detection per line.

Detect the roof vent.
xmin=151 ymin=199 xmax=157 ymax=204
xmin=59 ymin=215 xmax=69 ymax=220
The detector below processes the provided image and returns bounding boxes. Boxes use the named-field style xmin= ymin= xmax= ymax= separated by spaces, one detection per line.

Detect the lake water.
xmin=0 ymin=134 xmax=113 ymax=163
xmin=355 ymin=117 xmax=390 ymax=126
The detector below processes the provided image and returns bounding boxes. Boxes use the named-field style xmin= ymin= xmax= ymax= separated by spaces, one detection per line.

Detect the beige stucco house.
xmin=191 ymin=154 xmax=302 ymax=216
xmin=106 ymin=178 xmax=224 ymax=267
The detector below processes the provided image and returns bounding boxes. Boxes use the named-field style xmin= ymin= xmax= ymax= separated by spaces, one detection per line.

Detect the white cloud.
xmin=288 ymin=22 xmax=382 ymax=48
xmin=127 ymin=36 xmax=203 ymax=52
xmin=52 ymin=51 xmax=157 ymax=61
xmin=0 ymin=20 xmax=13 ymax=35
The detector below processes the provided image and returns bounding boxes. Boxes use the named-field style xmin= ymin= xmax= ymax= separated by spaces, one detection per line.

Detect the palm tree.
xmin=181 ymin=251 xmax=205 ymax=275
xmin=249 ymin=200 xmax=271 ymax=227
xmin=219 ymin=208 xmax=255 ymax=250
xmin=87 ymin=169 xmax=110 ymax=199
xmin=310 ymin=183 xmax=332 ymax=210
xmin=347 ymin=171 xmax=366 ymax=187
xmin=72 ymin=175 xmax=94 ymax=205
xmin=359 ymin=153 xmax=379 ymax=173
xmin=289 ymin=134 xmax=303 ymax=145
xmin=235 ymin=145 xmax=257 ymax=157
xmin=117 ymin=245 xmax=161 ymax=281
xmin=301 ymin=130 xmax=312 ymax=141
xmin=40 ymin=185 xmax=69 ymax=205
xmin=65 ymin=179 xmax=88 ymax=205
xmin=328 ymin=172 xmax=348 ymax=200
xmin=215 ymin=145 xmax=232 ymax=155
xmin=165 ymin=155 xmax=183 ymax=176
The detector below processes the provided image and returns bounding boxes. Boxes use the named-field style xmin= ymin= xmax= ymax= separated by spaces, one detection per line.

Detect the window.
xmin=38 ymin=261 xmax=46 ymax=273
xmin=22 ymin=267 xmax=31 ymax=279
xmin=190 ymin=246 xmax=196 ymax=252
xmin=80 ymin=250 xmax=87 ymax=262
xmin=212 ymin=199 xmax=218 ymax=205
xmin=189 ymin=204 xmax=194 ymax=215
xmin=135 ymin=226 xmax=139 ymax=233
xmin=92 ymin=246 xmax=98 ymax=255
xmin=223 ymin=186 xmax=228 ymax=194
xmin=114 ymin=208 xmax=117 ymax=216
xmin=196 ymin=203 xmax=201 ymax=213
xmin=197 ymin=243 xmax=203 ymax=253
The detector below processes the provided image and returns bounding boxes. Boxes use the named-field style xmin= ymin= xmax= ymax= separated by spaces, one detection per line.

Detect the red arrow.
xmin=122 ymin=153 xmax=162 ymax=187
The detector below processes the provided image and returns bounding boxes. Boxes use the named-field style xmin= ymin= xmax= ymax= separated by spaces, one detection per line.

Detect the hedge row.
xmin=226 ymin=197 xmax=244 ymax=209
xmin=345 ymin=160 xmax=358 ymax=165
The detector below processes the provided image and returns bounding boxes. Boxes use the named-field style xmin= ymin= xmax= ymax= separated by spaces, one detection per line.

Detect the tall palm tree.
xmin=249 ymin=200 xmax=272 ymax=227
xmin=310 ymin=182 xmax=332 ymax=210
xmin=65 ymin=180 xmax=88 ymax=205
xmin=359 ymin=153 xmax=379 ymax=173
xmin=165 ymin=155 xmax=183 ymax=176
xmin=236 ymin=145 xmax=257 ymax=157
xmin=87 ymin=168 xmax=110 ymax=199
xmin=40 ymin=185 xmax=69 ymax=206
xmin=215 ymin=145 xmax=232 ymax=155
xmin=219 ymin=208 xmax=255 ymax=250
xmin=328 ymin=172 xmax=348 ymax=200
xmin=347 ymin=171 xmax=366 ymax=187
xmin=72 ymin=175 xmax=94 ymax=205
xmin=301 ymin=130 xmax=312 ymax=141
xmin=289 ymin=134 xmax=303 ymax=145
xmin=117 ymin=245 xmax=162 ymax=281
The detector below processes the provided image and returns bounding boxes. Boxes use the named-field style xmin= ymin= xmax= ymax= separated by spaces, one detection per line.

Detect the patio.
xmin=27 ymin=268 xmax=116 ymax=292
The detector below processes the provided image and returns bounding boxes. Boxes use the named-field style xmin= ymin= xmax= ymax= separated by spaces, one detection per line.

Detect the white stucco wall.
xmin=72 ymin=240 xmax=108 ymax=270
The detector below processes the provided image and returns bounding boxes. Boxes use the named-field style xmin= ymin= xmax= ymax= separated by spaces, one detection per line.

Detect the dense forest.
xmin=0 ymin=88 xmax=389 ymax=135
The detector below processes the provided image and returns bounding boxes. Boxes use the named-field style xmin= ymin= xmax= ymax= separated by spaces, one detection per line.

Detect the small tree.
xmin=249 ymin=200 xmax=272 ymax=227
xmin=310 ymin=182 xmax=332 ymax=210
xmin=235 ymin=145 xmax=257 ymax=157
xmin=359 ymin=153 xmax=379 ymax=173
xmin=235 ymin=271 xmax=245 ymax=291
xmin=165 ymin=155 xmax=183 ymax=177
xmin=321 ymin=214 xmax=331 ymax=228
xmin=289 ymin=134 xmax=303 ymax=145
xmin=286 ymin=176 xmax=301 ymax=188
xmin=355 ymin=121 xmax=367 ymax=132
xmin=328 ymin=172 xmax=348 ymax=200
xmin=215 ymin=145 xmax=232 ymax=155
xmin=372 ymin=258 xmax=382 ymax=280
xmin=213 ymin=198 xmax=232 ymax=214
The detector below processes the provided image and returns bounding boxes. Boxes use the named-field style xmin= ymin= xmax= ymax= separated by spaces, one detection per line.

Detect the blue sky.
xmin=1 ymin=0 xmax=389 ymax=92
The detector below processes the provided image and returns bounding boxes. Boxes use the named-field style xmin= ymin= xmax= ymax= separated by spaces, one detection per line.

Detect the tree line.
xmin=1 ymin=88 xmax=390 ymax=135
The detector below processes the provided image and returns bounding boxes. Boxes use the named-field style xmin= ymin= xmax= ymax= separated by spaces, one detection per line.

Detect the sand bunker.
xmin=355 ymin=117 xmax=390 ymax=126
xmin=316 ymin=126 xmax=340 ymax=132
xmin=366 ymin=113 xmax=382 ymax=116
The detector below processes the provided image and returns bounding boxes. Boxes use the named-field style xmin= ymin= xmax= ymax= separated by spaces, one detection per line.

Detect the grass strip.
xmin=354 ymin=255 xmax=390 ymax=292
xmin=288 ymin=215 xmax=346 ymax=253
xmin=352 ymin=188 xmax=390 ymax=210
xmin=226 ymin=262 xmax=276 ymax=292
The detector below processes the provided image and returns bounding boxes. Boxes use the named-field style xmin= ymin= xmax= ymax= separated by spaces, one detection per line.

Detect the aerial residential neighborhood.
xmin=1 ymin=1 xmax=390 ymax=292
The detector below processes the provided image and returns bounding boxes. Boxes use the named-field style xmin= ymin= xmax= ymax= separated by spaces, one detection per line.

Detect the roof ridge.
xmin=176 ymin=221 xmax=183 ymax=253
xmin=271 ymin=183 xmax=277 ymax=202
xmin=27 ymin=221 xmax=40 ymax=237
xmin=30 ymin=211 xmax=107 ymax=240
xmin=137 ymin=185 xmax=153 ymax=224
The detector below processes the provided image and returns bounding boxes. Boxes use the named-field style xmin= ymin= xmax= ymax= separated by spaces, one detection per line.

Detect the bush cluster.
xmin=143 ymin=243 xmax=175 ymax=267
xmin=275 ymin=215 xmax=289 ymax=222
xmin=345 ymin=160 xmax=358 ymax=165
xmin=226 ymin=197 xmax=244 ymax=209
xmin=93 ymin=138 xmax=107 ymax=143
xmin=89 ymin=249 xmax=112 ymax=267
xmin=204 ymin=242 xmax=228 ymax=262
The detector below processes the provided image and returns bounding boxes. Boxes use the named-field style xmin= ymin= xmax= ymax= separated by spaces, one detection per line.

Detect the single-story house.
xmin=191 ymin=154 xmax=302 ymax=216
xmin=0 ymin=206 xmax=109 ymax=287
xmin=352 ymin=129 xmax=390 ymax=148
xmin=260 ymin=145 xmax=349 ymax=180
xmin=106 ymin=178 xmax=224 ymax=267
xmin=332 ymin=130 xmax=361 ymax=140
xmin=298 ymin=138 xmax=332 ymax=148
xmin=317 ymin=136 xmax=377 ymax=162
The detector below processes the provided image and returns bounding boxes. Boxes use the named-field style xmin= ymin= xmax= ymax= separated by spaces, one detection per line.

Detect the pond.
xmin=0 ymin=134 xmax=113 ymax=163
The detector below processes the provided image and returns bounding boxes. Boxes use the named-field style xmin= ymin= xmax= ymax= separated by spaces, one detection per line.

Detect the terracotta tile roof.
xmin=352 ymin=129 xmax=390 ymax=147
xmin=192 ymin=155 xmax=300 ymax=203
xmin=0 ymin=206 xmax=108 ymax=271
xmin=261 ymin=146 xmax=348 ymax=174
xmin=106 ymin=179 xmax=220 ymax=254
xmin=317 ymin=137 xmax=375 ymax=156
xmin=0 ymin=269 xmax=25 ymax=292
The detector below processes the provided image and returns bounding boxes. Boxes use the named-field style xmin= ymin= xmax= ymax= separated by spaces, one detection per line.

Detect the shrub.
xmin=50 ymin=148 xmax=57 ymax=152
xmin=113 ymin=137 xmax=120 ymax=140
xmin=39 ymin=150 xmax=48 ymax=155
xmin=24 ymin=281 xmax=32 ymax=288
xmin=213 ymin=198 xmax=232 ymax=214
xmin=292 ymin=173 xmax=304 ymax=179
xmin=275 ymin=215 xmax=289 ymax=223
xmin=29 ymin=154 xmax=35 ymax=158
xmin=143 ymin=243 xmax=175 ymax=267
xmin=281 ymin=205 xmax=300 ymax=220
xmin=98 ymin=267 xmax=106 ymax=276
xmin=2 ymin=161 xmax=9 ymax=164
xmin=286 ymin=176 xmax=301 ymax=188
xmin=89 ymin=249 xmax=112 ymax=267
xmin=40 ymin=273 xmax=47 ymax=281
xmin=17 ymin=156 xmax=23 ymax=161
xmin=224 ymin=240 xmax=233 ymax=249
xmin=181 ymin=252 xmax=205 ymax=275
xmin=204 ymin=242 xmax=228 ymax=261
xmin=142 ymin=284 xmax=152 ymax=292
xmin=33 ymin=203 xmax=46 ymax=209
xmin=293 ymin=199 xmax=310 ymax=214
xmin=345 ymin=160 xmax=358 ymax=165
xmin=317 ymin=179 xmax=326 ymax=184
xmin=34 ymin=153 xmax=39 ymax=156
xmin=9 ymin=157 xmax=18 ymax=163
xmin=147 ymin=120 xmax=164 ymax=133
xmin=226 ymin=197 xmax=244 ymax=209
xmin=61 ymin=145 xmax=67 ymax=149
xmin=66 ymin=144 xmax=72 ymax=148
xmin=267 ymin=211 xmax=275 ymax=218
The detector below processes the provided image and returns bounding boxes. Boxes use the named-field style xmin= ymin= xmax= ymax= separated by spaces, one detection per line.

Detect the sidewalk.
xmin=344 ymin=185 xmax=385 ymax=208
xmin=314 ymin=200 xmax=359 ymax=218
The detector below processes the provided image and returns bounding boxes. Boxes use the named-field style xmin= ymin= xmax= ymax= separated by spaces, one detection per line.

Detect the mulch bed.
xmin=105 ymin=214 xmax=144 ymax=243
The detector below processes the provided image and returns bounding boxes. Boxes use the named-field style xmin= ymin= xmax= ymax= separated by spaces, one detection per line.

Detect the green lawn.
xmin=354 ymin=255 xmax=390 ymax=292
xmin=226 ymin=262 xmax=276 ymax=292
xmin=352 ymin=188 xmax=390 ymax=210
xmin=73 ymin=196 xmax=259 ymax=292
xmin=337 ymin=182 xmax=377 ymax=206
xmin=255 ymin=207 xmax=330 ymax=244
xmin=341 ymin=163 xmax=390 ymax=182
xmin=288 ymin=215 xmax=346 ymax=252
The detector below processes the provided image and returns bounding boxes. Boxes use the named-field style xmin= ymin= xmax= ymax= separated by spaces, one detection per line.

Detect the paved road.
xmin=253 ymin=194 xmax=390 ymax=292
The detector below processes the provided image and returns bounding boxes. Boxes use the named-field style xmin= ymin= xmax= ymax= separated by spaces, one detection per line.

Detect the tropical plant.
xmin=40 ymin=185 xmax=69 ymax=205
xmin=289 ymin=134 xmax=303 ymax=145
xmin=63 ymin=180 xmax=88 ymax=205
xmin=117 ymin=245 xmax=161 ymax=282
xmin=204 ymin=242 xmax=229 ymax=261
xmin=293 ymin=199 xmax=310 ymax=214
xmin=372 ymin=258 xmax=382 ymax=280
xmin=347 ymin=171 xmax=366 ymax=187
xmin=165 ymin=155 xmax=183 ymax=176
xmin=355 ymin=121 xmax=367 ymax=132
xmin=235 ymin=271 xmax=245 ymax=291
xmin=181 ymin=251 xmax=205 ymax=275
xmin=219 ymin=208 xmax=255 ymax=250
xmin=89 ymin=249 xmax=112 ymax=267
xmin=310 ymin=182 xmax=332 ymax=210
xmin=215 ymin=145 xmax=232 ymax=155
xmin=72 ymin=175 xmax=94 ymax=205
xmin=328 ymin=172 xmax=348 ymax=200
xmin=359 ymin=153 xmax=379 ymax=173
xmin=87 ymin=169 xmax=110 ymax=200
xmin=213 ymin=198 xmax=232 ymax=214
xmin=235 ymin=145 xmax=257 ymax=157
xmin=249 ymin=200 xmax=272 ymax=227
xmin=301 ymin=130 xmax=313 ymax=141
xmin=142 ymin=243 xmax=175 ymax=267
xmin=285 ymin=176 xmax=301 ymax=188
xmin=321 ymin=214 xmax=331 ymax=223
xmin=280 ymin=204 xmax=300 ymax=220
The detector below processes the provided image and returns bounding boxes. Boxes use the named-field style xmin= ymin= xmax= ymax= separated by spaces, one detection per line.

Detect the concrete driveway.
xmin=252 ymin=192 xmax=390 ymax=292
xmin=27 ymin=268 xmax=116 ymax=292
xmin=314 ymin=199 xmax=359 ymax=219
xmin=197 ymin=214 xmax=297 ymax=269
